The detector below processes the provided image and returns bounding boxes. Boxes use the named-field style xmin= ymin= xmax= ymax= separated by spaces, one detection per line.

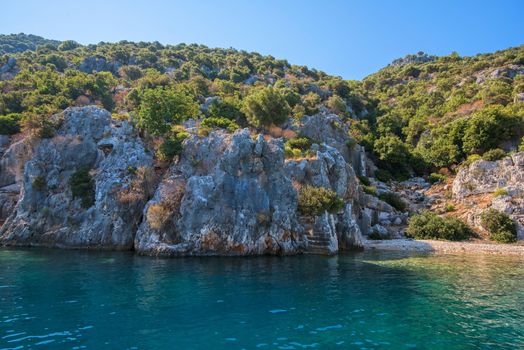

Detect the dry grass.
xmin=147 ymin=203 xmax=171 ymax=230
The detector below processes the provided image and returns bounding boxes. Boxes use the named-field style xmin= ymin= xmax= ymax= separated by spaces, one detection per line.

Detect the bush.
xmin=461 ymin=154 xmax=482 ymax=167
xmin=157 ymin=131 xmax=189 ymax=161
xmin=375 ymin=169 xmax=393 ymax=183
xmin=242 ymin=86 xmax=290 ymax=127
xmin=138 ymin=87 xmax=199 ymax=135
xmin=70 ymin=167 xmax=95 ymax=208
xmin=32 ymin=176 xmax=46 ymax=191
xmin=200 ymin=117 xmax=239 ymax=132
xmin=378 ymin=192 xmax=407 ymax=212
xmin=482 ymin=148 xmax=506 ymax=161
xmin=429 ymin=172 xmax=447 ymax=184
xmin=480 ymin=209 xmax=517 ymax=243
xmin=0 ymin=114 xmax=21 ymax=135
xmin=362 ymin=185 xmax=377 ymax=196
xmin=298 ymin=185 xmax=344 ymax=216
xmin=147 ymin=203 xmax=171 ymax=230
xmin=406 ymin=211 xmax=474 ymax=241
xmin=357 ymin=175 xmax=371 ymax=186
xmin=493 ymin=188 xmax=508 ymax=197
xmin=373 ymin=135 xmax=411 ymax=166
xmin=285 ymin=137 xmax=312 ymax=151
xmin=444 ymin=203 xmax=456 ymax=212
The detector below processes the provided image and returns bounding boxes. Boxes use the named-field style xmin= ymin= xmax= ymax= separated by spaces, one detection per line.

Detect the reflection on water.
xmin=1 ymin=248 xmax=523 ymax=349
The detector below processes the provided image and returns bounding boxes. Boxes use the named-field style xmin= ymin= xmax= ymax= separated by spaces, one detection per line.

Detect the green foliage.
xmin=326 ymin=95 xmax=347 ymax=114
xmin=444 ymin=203 xmax=456 ymax=212
xmin=297 ymin=185 xmax=344 ymax=216
xmin=362 ymin=185 xmax=377 ymax=196
xmin=0 ymin=113 xmax=21 ymax=135
xmin=138 ymin=87 xmax=199 ymax=135
xmin=285 ymin=137 xmax=312 ymax=151
xmin=200 ymin=117 xmax=239 ymax=132
xmin=361 ymin=44 xmax=524 ymax=173
xmin=70 ymin=167 xmax=95 ymax=208
xmin=242 ymin=86 xmax=290 ymax=127
xmin=373 ymin=135 xmax=410 ymax=165
xmin=480 ymin=209 xmax=517 ymax=243
xmin=357 ymin=175 xmax=371 ymax=186
xmin=32 ymin=176 xmax=46 ymax=191
xmin=462 ymin=105 xmax=522 ymax=155
xmin=482 ymin=148 xmax=506 ymax=161
xmin=493 ymin=188 xmax=508 ymax=197
xmin=156 ymin=131 xmax=189 ymax=161
xmin=374 ymin=169 xmax=393 ymax=183
xmin=428 ymin=173 xmax=447 ymax=184
xmin=378 ymin=192 xmax=407 ymax=212
xmin=207 ymin=97 xmax=243 ymax=121
xmin=406 ymin=211 xmax=474 ymax=241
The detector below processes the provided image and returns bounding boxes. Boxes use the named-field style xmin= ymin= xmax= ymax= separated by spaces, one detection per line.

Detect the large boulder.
xmin=0 ymin=106 xmax=153 ymax=249
xmin=136 ymin=130 xmax=307 ymax=256
xmin=453 ymin=153 xmax=524 ymax=238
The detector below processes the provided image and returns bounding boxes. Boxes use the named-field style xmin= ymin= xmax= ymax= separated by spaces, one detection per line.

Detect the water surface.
xmin=1 ymin=248 xmax=523 ymax=349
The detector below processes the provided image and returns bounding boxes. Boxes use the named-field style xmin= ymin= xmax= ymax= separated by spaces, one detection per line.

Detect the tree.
xmin=326 ymin=95 xmax=347 ymax=115
xmin=138 ymin=87 xmax=199 ymax=135
xmin=373 ymin=135 xmax=411 ymax=166
xmin=242 ymin=86 xmax=290 ymax=127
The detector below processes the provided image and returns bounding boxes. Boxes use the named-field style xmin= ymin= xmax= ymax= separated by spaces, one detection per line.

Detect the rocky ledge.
xmin=0 ymin=106 xmax=406 ymax=256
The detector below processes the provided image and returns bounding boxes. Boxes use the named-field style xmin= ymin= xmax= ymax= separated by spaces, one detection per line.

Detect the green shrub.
xmin=0 ymin=114 xmax=21 ymax=135
xmin=285 ymin=137 xmax=312 ymax=151
xmin=429 ymin=172 xmax=447 ymax=184
xmin=362 ymin=185 xmax=377 ymax=196
xmin=200 ymin=117 xmax=239 ymax=132
xmin=493 ymin=188 xmax=508 ymax=197
xmin=378 ymin=192 xmax=407 ymax=212
xmin=242 ymin=86 xmax=290 ymax=127
xmin=138 ymin=87 xmax=199 ymax=135
xmin=374 ymin=169 xmax=393 ymax=183
xmin=461 ymin=154 xmax=482 ymax=167
xmin=357 ymin=175 xmax=371 ymax=186
xmin=480 ymin=209 xmax=517 ymax=243
xmin=406 ymin=211 xmax=474 ymax=241
xmin=32 ymin=176 xmax=46 ymax=191
xmin=157 ymin=131 xmax=189 ymax=161
xmin=298 ymin=185 xmax=344 ymax=216
xmin=482 ymin=148 xmax=506 ymax=161
xmin=444 ymin=203 xmax=456 ymax=212
xmin=70 ymin=167 xmax=95 ymax=208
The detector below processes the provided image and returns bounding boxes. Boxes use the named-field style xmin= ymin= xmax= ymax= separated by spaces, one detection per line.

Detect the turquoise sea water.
xmin=0 ymin=248 xmax=523 ymax=350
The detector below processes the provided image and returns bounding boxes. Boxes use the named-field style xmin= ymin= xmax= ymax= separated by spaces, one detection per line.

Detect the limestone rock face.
xmin=0 ymin=106 xmax=153 ymax=249
xmin=1 ymin=108 xmax=368 ymax=255
xmin=296 ymin=113 xmax=367 ymax=176
xmin=136 ymin=130 xmax=307 ymax=255
xmin=453 ymin=153 xmax=524 ymax=238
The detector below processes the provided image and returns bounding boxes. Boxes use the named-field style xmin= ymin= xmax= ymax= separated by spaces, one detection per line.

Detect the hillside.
xmin=0 ymin=34 xmax=523 ymax=251
xmin=358 ymin=46 xmax=524 ymax=179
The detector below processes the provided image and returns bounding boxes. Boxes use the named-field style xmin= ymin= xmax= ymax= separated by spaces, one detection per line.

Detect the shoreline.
xmin=363 ymin=239 xmax=524 ymax=256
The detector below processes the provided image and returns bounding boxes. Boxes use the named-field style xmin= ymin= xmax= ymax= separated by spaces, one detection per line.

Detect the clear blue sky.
xmin=1 ymin=0 xmax=523 ymax=79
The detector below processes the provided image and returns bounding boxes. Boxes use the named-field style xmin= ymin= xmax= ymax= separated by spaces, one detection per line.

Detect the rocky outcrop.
xmin=136 ymin=130 xmax=307 ymax=256
xmin=453 ymin=153 xmax=524 ymax=238
xmin=294 ymin=113 xmax=367 ymax=176
xmin=0 ymin=107 xmax=153 ymax=248
xmin=79 ymin=56 xmax=121 ymax=75
xmin=0 ymin=57 xmax=18 ymax=80
xmin=1 ymin=107 xmax=370 ymax=255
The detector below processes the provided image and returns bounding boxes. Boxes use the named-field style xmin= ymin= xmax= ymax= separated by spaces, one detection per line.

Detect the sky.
xmin=1 ymin=0 xmax=523 ymax=80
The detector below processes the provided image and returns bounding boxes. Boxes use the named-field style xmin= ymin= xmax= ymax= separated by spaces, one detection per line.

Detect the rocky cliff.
xmin=0 ymin=106 xmax=391 ymax=255
xmin=453 ymin=153 xmax=524 ymax=238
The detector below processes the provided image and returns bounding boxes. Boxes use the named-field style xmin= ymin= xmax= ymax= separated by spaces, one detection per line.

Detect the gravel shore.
xmin=363 ymin=239 xmax=524 ymax=255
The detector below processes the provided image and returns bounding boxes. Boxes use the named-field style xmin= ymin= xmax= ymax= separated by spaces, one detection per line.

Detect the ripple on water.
xmin=0 ymin=249 xmax=523 ymax=349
